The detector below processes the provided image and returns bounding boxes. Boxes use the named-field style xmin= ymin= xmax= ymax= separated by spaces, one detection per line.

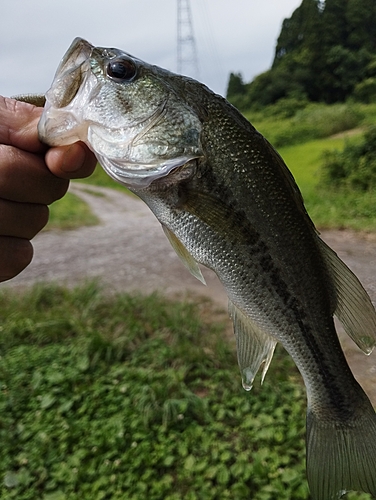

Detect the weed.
xmin=0 ymin=283 xmax=312 ymax=499
xmin=321 ymin=126 xmax=376 ymax=191
xmin=47 ymin=192 xmax=99 ymax=231
xmin=248 ymin=102 xmax=363 ymax=148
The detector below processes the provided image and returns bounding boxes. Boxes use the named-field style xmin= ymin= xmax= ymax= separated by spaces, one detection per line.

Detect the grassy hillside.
xmin=277 ymin=137 xmax=376 ymax=231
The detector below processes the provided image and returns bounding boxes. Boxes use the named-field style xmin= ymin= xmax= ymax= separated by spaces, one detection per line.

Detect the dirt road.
xmin=3 ymin=183 xmax=376 ymax=404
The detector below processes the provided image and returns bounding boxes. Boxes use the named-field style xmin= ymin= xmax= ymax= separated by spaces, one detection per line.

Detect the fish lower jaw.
xmin=96 ymin=153 xmax=199 ymax=189
xmin=37 ymin=109 xmax=87 ymax=146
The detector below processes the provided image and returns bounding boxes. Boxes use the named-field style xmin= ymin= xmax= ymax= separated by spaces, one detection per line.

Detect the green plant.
xmin=248 ymin=103 xmax=363 ymax=148
xmin=321 ymin=126 xmax=376 ymax=191
xmin=47 ymin=192 xmax=99 ymax=231
xmin=0 ymin=283 xmax=312 ymax=499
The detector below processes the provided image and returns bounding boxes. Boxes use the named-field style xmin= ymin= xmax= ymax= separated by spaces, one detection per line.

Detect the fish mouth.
xmin=97 ymin=151 xmax=198 ymax=188
xmin=47 ymin=37 xmax=93 ymax=109
xmin=38 ymin=37 xmax=202 ymax=188
xmin=38 ymin=38 xmax=97 ymax=145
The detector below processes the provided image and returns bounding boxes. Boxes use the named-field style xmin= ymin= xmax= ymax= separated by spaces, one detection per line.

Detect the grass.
xmin=246 ymin=101 xmax=371 ymax=148
xmin=0 ymin=283 xmax=372 ymax=499
xmin=0 ymin=282 xmax=310 ymax=500
xmin=276 ymin=135 xmax=376 ymax=231
xmin=278 ymin=137 xmax=352 ymax=193
xmin=47 ymin=192 xmax=99 ymax=231
xmin=244 ymin=101 xmax=376 ymax=231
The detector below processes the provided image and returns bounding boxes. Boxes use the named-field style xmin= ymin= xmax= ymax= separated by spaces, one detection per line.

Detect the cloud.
xmin=0 ymin=0 xmax=301 ymax=98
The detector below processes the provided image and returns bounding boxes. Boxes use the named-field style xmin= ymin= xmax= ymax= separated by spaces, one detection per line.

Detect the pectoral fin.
xmin=162 ymin=225 xmax=206 ymax=285
xmin=229 ymin=300 xmax=277 ymax=391
xmin=318 ymin=237 xmax=376 ymax=354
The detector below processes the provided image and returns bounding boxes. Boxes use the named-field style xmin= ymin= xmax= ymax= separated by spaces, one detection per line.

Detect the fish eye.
xmin=107 ymin=57 xmax=137 ymax=83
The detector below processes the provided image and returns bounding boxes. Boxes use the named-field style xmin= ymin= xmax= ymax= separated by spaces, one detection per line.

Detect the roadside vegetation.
xmin=47 ymin=192 xmax=99 ymax=231
xmin=0 ymin=282 xmax=308 ymax=500
xmin=0 ymin=283 xmax=372 ymax=500
xmin=247 ymin=101 xmax=376 ymax=231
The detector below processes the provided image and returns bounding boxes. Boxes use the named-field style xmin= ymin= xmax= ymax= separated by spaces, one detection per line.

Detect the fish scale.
xmin=145 ymin=158 xmax=363 ymax=413
xmin=17 ymin=37 xmax=376 ymax=499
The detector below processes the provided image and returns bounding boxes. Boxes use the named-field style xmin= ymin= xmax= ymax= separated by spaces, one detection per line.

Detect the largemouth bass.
xmin=23 ymin=38 xmax=376 ymax=499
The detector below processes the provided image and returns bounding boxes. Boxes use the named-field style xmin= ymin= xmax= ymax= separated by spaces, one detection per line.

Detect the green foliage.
xmin=275 ymin=130 xmax=376 ymax=231
xmin=321 ymin=126 xmax=376 ymax=190
xmin=47 ymin=192 xmax=99 ymax=231
xmin=246 ymin=102 xmax=363 ymax=148
xmin=227 ymin=0 xmax=376 ymax=110
xmin=226 ymin=73 xmax=247 ymax=100
xmin=353 ymin=77 xmax=376 ymax=103
xmin=0 ymin=283 xmax=311 ymax=499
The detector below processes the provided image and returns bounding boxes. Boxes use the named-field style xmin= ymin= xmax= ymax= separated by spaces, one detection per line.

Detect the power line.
xmin=177 ymin=0 xmax=199 ymax=79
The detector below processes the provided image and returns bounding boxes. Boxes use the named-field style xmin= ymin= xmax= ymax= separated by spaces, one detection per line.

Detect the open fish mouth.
xmin=38 ymin=37 xmax=203 ymax=189
xmin=38 ymin=38 xmax=100 ymax=146
xmin=45 ymin=38 xmax=93 ymax=109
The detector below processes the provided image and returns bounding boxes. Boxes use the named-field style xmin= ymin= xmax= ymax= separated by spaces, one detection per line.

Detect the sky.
xmin=0 ymin=0 xmax=301 ymax=99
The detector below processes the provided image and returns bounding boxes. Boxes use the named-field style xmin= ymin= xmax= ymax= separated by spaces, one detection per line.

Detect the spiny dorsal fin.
xmin=162 ymin=225 xmax=206 ymax=285
xmin=318 ymin=236 xmax=376 ymax=354
xmin=13 ymin=94 xmax=46 ymax=107
xmin=228 ymin=300 xmax=277 ymax=391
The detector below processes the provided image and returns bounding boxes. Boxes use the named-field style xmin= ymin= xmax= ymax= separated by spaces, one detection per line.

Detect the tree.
xmin=274 ymin=0 xmax=321 ymax=64
xmin=226 ymin=0 xmax=376 ymax=109
xmin=346 ymin=0 xmax=376 ymax=51
xmin=226 ymin=73 xmax=247 ymax=100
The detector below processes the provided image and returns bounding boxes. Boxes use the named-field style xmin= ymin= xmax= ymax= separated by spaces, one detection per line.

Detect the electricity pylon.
xmin=177 ymin=0 xmax=199 ymax=79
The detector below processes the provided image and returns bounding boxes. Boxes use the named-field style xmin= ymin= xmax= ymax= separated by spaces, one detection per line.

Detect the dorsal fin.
xmin=318 ymin=236 xmax=376 ymax=354
xmin=162 ymin=225 xmax=206 ymax=285
xmin=13 ymin=94 xmax=46 ymax=107
xmin=228 ymin=300 xmax=277 ymax=391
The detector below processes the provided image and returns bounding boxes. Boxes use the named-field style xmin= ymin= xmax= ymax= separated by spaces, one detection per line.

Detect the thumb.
xmin=0 ymin=96 xmax=44 ymax=152
xmin=45 ymin=142 xmax=97 ymax=179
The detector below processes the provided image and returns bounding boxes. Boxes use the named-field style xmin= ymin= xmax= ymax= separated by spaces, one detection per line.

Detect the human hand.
xmin=0 ymin=96 xmax=97 ymax=282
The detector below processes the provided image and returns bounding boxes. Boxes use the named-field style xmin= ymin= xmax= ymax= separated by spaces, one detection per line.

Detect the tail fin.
xmin=306 ymin=406 xmax=376 ymax=499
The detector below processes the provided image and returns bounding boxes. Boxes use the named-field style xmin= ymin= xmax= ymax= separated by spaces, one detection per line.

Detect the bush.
xmin=247 ymin=103 xmax=363 ymax=149
xmin=294 ymin=104 xmax=363 ymax=138
xmin=321 ymin=126 xmax=376 ymax=191
xmin=353 ymin=78 xmax=376 ymax=104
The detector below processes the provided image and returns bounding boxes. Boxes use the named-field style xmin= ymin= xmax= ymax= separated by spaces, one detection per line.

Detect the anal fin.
xmin=318 ymin=237 xmax=376 ymax=354
xmin=162 ymin=225 xmax=206 ymax=285
xmin=229 ymin=300 xmax=277 ymax=391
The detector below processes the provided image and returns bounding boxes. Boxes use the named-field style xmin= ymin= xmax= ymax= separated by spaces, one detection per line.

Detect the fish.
xmin=19 ymin=37 xmax=376 ymax=499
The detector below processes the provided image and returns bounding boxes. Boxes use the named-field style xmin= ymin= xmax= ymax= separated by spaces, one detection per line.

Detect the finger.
xmin=0 ymin=96 xmax=44 ymax=152
xmin=0 ymin=236 xmax=33 ymax=282
xmin=45 ymin=142 xmax=97 ymax=179
xmin=0 ymin=144 xmax=69 ymax=204
xmin=0 ymin=199 xmax=49 ymax=239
